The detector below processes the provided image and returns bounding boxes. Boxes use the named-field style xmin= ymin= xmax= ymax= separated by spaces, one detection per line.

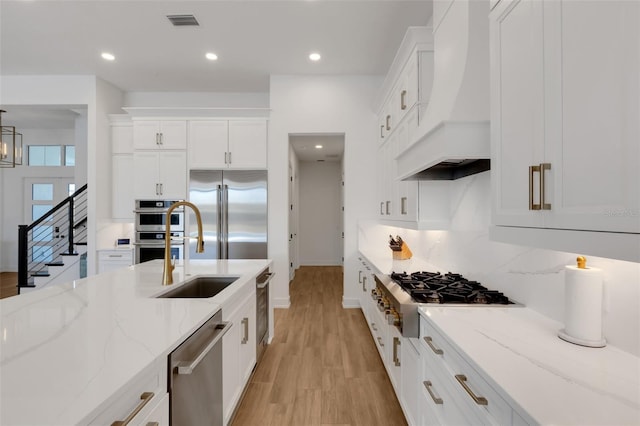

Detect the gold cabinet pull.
xmin=400 ymin=90 xmax=407 ymax=110
xmin=111 ymin=392 xmax=155 ymax=426
xmin=424 ymin=336 xmax=443 ymax=355
xmin=540 ymin=163 xmax=551 ymax=210
xmin=386 ymin=115 xmax=391 ymax=131
xmin=455 ymin=374 xmax=488 ymax=405
xmin=393 ymin=337 xmax=401 ymax=367
xmin=529 ymin=165 xmax=541 ymax=210
xmin=423 ymin=381 xmax=443 ymax=404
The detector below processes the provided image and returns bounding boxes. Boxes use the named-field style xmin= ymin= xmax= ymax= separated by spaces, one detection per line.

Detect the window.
xmin=28 ymin=145 xmax=75 ymax=166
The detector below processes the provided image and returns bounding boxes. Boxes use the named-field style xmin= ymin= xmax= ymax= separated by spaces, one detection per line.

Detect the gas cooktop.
xmin=390 ymin=271 xmax=514 ymax=305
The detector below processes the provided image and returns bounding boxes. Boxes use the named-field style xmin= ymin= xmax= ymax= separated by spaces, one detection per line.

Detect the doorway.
xmin=289 ymin=134 xmax=344 ymax=276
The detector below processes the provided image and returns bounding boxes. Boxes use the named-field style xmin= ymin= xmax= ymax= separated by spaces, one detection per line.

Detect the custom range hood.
xmin=398 ymin=0 xmax=490 ymax=181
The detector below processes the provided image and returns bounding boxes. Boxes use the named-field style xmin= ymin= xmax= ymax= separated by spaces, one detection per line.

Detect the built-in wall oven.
xmin=134 ymin=200 xmax=185 ymax=264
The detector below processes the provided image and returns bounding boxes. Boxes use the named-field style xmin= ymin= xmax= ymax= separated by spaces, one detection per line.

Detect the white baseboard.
xmin=272 ymin=297 xmax=291 ymax=309
xmin=342 ymin=297 xmax=360 ymax=309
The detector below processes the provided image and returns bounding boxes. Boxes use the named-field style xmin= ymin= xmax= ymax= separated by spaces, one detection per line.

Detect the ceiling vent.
xmin=167 ymin=15 xmax=200 ymax=26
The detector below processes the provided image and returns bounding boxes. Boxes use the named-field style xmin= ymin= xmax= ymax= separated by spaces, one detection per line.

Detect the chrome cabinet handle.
xmin=159 ymin=132 xmax=163 ymax=145
xmin=393 ymin=337 xmax=401 ymax=367
xmin=385 ymin=201 xmax=391 ymax=215
xmin=401 ymin=197 xmax=407 ymax=215
xmin=176 ymin=322 xmax=232 ymax=374
xmin=155 ymin=133 xmax=160 ymax=145
xmin=386 ymin=115 xmax=391 ymax=131
xmin=224 ymin=152 xmax=228 ymax=164
xmin=358 ymin=270 xmax=362 ymax=283
xmin=155 ymin=183 xmax=159 ymax=196
xmin=362 ymin=276 xmax=367 ymax=292
xmin=159 ymin=183 xmax=163 ymax=195
xmin=228 ymin=152 xmax=232 ymax=164
xmin=380 ymin=125 xmax=384 ymax=139
xmin=241 ymin=317 xmax=249 ymax=344
xmin=111 ymin=392 xmax=155 ymax=426
xmin=257 ymin=272 xmax=274 ymax=289
xmin=377 ymin=336 xmax=384 ymax=347
xmin=424 ymin=336 xmax=444 ymax=355
xmin=529 ymin=165 xmax=541 ymax=210
xmin=401 ymin=90 xmax=407 ymax=110
xmin=455 ymin=374 xmax=488 ymax=405
xmin=423 ymin=381 xmax=443 ymax=405
xmin=371 ymin=322 xmax=377 ymax=331
xmin=540 ymin=163 xmax=551 ymax=210
xmin=380 ymin=202 xmax=384 ymax=215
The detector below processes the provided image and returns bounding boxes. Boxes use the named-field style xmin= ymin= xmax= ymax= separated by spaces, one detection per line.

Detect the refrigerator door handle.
xmin=217 ymin=184 xmax=223 ymax=259
xmin=223 ymin=184 xmax=229 ymax=258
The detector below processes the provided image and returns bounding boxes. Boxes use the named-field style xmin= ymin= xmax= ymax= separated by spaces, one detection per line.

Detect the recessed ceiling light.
xmin=309 ymin=52 xmax=321 ymax=62
xmin=315 ymin=145 xmax=323 ymax=149
xmin=101 ymin=52 xmax=115 ymax=61
xmin=205 ymin=52 xmax=218 ymax=61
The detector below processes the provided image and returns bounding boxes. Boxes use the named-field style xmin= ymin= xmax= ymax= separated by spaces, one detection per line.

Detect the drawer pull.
xmin=146 ymin=423 xmax=159 ymax=426
xmin=423 ymin=381 xmax=443 ymax=405
xmin=362 ymin=276 xmax=367 ymax=292
xmin=241 ymin=317 xmax=249 ymax=344
xmin=455 ymin=374 xmax=488 ymax=405
xmin=393 ymin=337 xmax=401 ymax=367
xmin=371 ymin=322 xmax=378 ymax=331
xmin=377 ymin=336 xmax=384 ymax=347
xmin=111 ymin=392 xmax=154 ymax=426
xmin=424 ymin=336 xmax=443 ymax=355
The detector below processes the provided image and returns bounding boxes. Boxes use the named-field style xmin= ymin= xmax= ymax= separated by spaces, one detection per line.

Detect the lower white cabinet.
xmin=98 ymin=249 xmax=133 ymax=273
xmin=401 ymin=338 xmax=421 ymax=426
xmin=87 ymin=357 xmax=168 ymax=426
xmin=222 ymin=284 xmax=257 ymax=425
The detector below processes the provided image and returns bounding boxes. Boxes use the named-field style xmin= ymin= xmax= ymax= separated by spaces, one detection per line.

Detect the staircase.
xmin=17 ymin=184 xmax=88 ymax=294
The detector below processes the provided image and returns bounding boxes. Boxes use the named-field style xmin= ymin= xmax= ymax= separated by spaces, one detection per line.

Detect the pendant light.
xmin=0 ymin=109 xmax=23 ymax=168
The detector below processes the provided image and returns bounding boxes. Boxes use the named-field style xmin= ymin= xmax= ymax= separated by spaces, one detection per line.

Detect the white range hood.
xmin=397 ymin=0 xmax=490 ymax=180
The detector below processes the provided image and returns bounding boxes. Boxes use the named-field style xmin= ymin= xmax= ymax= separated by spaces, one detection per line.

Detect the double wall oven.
xmin=133 ymin=200 xmax=185 ymax=264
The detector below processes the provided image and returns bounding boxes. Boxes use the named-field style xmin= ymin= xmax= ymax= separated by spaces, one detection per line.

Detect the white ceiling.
xmin=290 ymin=134 xmax=344 ymax=162
xmin=1 ymin=0 xmax=433 ymax=93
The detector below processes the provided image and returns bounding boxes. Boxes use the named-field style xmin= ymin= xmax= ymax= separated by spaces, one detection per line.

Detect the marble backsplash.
xmin=359 ymin=172 xmax=640 ymax=357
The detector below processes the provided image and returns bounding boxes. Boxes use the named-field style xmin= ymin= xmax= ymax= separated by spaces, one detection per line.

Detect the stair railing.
xmin=17 ymin=184 xmax=88 ymax=290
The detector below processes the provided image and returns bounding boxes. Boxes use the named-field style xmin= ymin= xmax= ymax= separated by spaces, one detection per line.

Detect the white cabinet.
xmin=189 ymin=120 xmax=267 ymax=169
xmin=401 ymin=338 xmax=421 ymax=426
xmin=386 ymin=326 xmax=402 ymax=393
xmin=98 ymin=249 xmax=133 ymax=273
xmin=133 ymin=120 xmax=187 ymax=150
xmin=110 ymin=117 xmax=135 ymax=220
xmin=222 ymin=283 xmax=257 ymax=425
xmin=491 ymin=0 xmax=640 ymax=235
xmin=133 ymin=151 xmax=187 ymax=199
xmin=87 ymin=357 xmax=168 ymax=426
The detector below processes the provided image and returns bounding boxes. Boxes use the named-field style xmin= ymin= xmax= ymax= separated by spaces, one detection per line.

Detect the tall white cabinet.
xmin=490 ymin=0 xmax=640 ymax=259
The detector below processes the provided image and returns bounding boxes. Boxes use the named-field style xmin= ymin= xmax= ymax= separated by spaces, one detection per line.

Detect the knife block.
xmin=391 ymin=242 xmax=412 ymax=260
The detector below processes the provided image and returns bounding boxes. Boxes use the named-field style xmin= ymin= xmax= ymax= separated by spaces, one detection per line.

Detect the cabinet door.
xmin=111 ymin=123 xmax=133 ymax=154
xmin=222 ymin=317 xmax=241 ymax=424
xmin=401 ymin=338 xmax=421 ymax=426
xmin=188 ymin=120 xmax=228 ymax=169
xmin=491 ymin=0 xmax=545 ymax=228
xmin=157 ymin=151 xmax=186 ymax=199
xmin=112 ymin=154 xmax=134 ymax=220
xmin=228 ymin=120 xmax=268 ymax=169
xmin=545 ymin=0 xmax=640 ymax=233
xmin=238 ymin=294 xmax=257 ymax=385
xmin=133 ymin=121 xmax=162 ymax=150
xmin=158 ymin=121 xmax=187 ymax=149
xmin=133 ymin=152 xmax=161 ymax=199
xmin=386 ymin=327 xmax=402 ymax=393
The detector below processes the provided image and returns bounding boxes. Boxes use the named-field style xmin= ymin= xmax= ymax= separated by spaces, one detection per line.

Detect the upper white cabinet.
xmin=110 ymin=116 xmax=134 ymax=220
xmin=133 ymin=120 xmax=187 ymax=150
xmin=189 ymin=119 xmax=267 ymax=169
xmin=491 ymin=0 xmax=640 ymax=236
xmin=133 ymin=151 xmax=187 ymax=199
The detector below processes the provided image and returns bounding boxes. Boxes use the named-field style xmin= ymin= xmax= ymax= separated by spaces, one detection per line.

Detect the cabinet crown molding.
xmin=122 ymin=106 xmax=271 ymax=119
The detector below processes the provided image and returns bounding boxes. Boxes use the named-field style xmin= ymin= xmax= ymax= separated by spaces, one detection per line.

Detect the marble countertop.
xmin=419 ymin=306 xmax=640 ymax=425
xmin=0 ymin=259 xmax=271 ymax=426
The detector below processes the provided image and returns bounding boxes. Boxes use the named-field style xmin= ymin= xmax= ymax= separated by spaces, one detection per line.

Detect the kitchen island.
xmin=0 ymin=259 xmax=271 ymax=425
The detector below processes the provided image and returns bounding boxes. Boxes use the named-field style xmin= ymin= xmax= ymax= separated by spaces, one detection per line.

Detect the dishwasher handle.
xmin=256 ymin=272 xmax=275 ymax=289
xmin=176 ymin=321 xmax=231 ymax=375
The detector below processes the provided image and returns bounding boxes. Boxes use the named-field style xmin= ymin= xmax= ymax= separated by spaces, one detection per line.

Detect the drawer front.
xmin=420 ymin=315 xmax=511 ymax=425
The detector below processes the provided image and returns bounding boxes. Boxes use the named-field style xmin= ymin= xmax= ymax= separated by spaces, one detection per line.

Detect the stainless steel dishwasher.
xmin=168 ymin=310 xmax=231 ymax=426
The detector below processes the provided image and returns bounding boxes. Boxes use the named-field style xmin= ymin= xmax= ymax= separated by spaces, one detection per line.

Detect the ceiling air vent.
xmin=167 ymin=15 xmax=200 ymax=26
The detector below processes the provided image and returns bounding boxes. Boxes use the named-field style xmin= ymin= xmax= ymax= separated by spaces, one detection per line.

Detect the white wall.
xmin=359 ymin=172 xmax=640 ymax=357
xmin=124 ymin=92 xmax=269 ymax=109
xmin=269 ymin=75 xmax=381 ymax=309
xmin=298 ymin=160 xmax=343 ymax=266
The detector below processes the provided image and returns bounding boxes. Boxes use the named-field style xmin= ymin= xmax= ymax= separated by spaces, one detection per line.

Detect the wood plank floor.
xmin=0 ymin=272 xmax=19 ymax=300
xmin=232 ymin=266 xmax=407 ymax=426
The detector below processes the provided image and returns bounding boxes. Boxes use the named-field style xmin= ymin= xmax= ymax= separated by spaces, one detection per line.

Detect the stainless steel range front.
xmin=373 ymin=271 xmax=520 ymax=337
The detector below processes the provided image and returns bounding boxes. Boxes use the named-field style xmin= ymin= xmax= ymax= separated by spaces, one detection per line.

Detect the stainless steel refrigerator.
xmin=188 ymin=170 xmax=267 ymax=259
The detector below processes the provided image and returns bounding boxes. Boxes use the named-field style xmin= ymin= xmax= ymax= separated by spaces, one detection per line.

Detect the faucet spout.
xmin=162 ymin=201 xmax=204 ymax=285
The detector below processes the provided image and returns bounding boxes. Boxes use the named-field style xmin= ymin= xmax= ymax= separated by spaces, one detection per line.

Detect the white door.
xmin=24 ymin=178 xmax=75 ymax=263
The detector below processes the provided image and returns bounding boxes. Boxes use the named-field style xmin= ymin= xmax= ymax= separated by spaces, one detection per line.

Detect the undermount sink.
xmin=157 ymin=276 xmax=239 ymax=298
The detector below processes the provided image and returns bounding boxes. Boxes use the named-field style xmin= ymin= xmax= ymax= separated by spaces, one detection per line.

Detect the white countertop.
xmin=419 ymin=306 xmax=640 ymax=425
xmin=0 ymin=259 xmax=271 ymax=426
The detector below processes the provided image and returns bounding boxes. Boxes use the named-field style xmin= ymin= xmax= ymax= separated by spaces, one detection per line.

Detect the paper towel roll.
xmin=558 ymin=265 xmax=606 ymax=347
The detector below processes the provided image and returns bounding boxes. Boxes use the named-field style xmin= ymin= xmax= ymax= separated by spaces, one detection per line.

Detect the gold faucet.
xmin=162 ymin=201 xmax=204 ymax=285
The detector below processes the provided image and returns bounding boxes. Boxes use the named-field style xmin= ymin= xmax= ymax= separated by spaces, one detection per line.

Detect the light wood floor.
xmin=0 ymin=272 xmax=19 ymax=299
xmin=232 ymin=266 xmax=407 ymax=426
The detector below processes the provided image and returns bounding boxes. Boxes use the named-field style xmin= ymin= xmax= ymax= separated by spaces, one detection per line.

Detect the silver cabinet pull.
xmin=358 ymin=270 xmax=362 ymax=283
xmin=400 ymin=90 xmax=407 ymax=110
xmin=228 ymin=151 xmax=232 ymax=164
xmin=455 ymin=374 xmax=488 ymax=405
xmin=385 ymin=201 xmax=391 ymax=215
xmin=401 ymin=197 xmax=407 ymax=215
xmin=224 ymin=152 xmax=228 ymax=164
xmin=159 ymin=132 xmax=163 ymax=145
xmin=529 ymin=165 xmax=541 ymax=210
xmin=424 ymin=336 xmax=444 ymax=355
xmin=540 ymin=163 xmax=551 ymax=210
xmin=241 ymin=317 xmax=249 ymax=344
xmin=380 ymin=202 xmax=384 ymax=215
xmin=111 ymin=392 xmax=155 ymax=426
xmin=377 ymin=336 xmax=384 ymax=347
xmin=380 ymin=125 xmax=384 ymax=139
xmin=371 ymin=322 xmax=377 ymax=331
xmin=108 ymin=254 xmax=123 ymax=258
xmin=155 ymin=133 xmax=160 ymax=145
xmin=386 ymin=115 xmax=391 ymax=131
xmin=176 ymin=322 xmax=231 ymax=374
xmin=393 ymin=337 xmax=401 ymax=367
xmin=423 ymin=381 xmax=443 ymax=405
xmin=362 ymin=276 xmax=367 ymax=292
xmin=155 ymin=183 xmax=159 ymax=196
